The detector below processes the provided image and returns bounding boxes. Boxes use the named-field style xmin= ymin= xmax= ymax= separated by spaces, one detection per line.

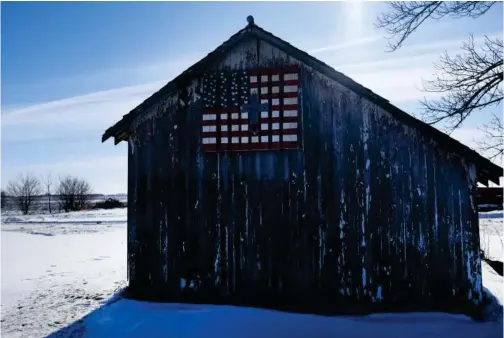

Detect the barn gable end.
xmin=104 ymin=18 xmax=502 ymax=314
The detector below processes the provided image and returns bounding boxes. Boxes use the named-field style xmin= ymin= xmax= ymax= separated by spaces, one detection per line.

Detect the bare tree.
xmin=421 ymin=35 xmax=503 ymax=131
xmin=375 ymin=2 xmax=503 ymax=158
xmin=41 ymin=173 xmax=54 ymax=214
xmin=57 ymin=175 xmax=92 ymax=212
xmin=76 ymin=179 xmax=92 ymax=210
xmin=477 ymin=113 xmax=504 ymax=161
xmin=5 ymin=173 xmax=42 ymax=215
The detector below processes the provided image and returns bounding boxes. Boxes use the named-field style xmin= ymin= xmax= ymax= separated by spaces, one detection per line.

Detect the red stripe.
xmin=248 ymin=66 xmax=299 ymax=76
xmin=256 ymin=130 xmax=296 ymax=137
xmin=229 ymin=131 xmax=249 ymax=137
xmin=260 ymin=92 xmax=298 ymax=99
xmin=202 ymin=144 xmax=218 ymax=152
xmin=217 ymin=118 xmax=248 ymax=125
xmin=281 ymin=80 xmax=299 ymax=86
xmin=270 ymin=142 xmax=282 ymax=150
xmin=202 ymin=119 xmax=248 ymax=127
xmin=281 ymin=141 xmax=298 ymax=149
xmin=251 ymin=80 xmax=299 ymax=88
xmin=203 ymin=143 xmax=298 ymax=152
xmin=202 ymin=130 xmax=292 ymax=138
xmin=203 ymin=107 xmax=240 ymax=113
xmin=272 ymin=104 xmax=298 ymax=111
xmin=260 ymin=116 xmax=298 ymax=124
xmin=201 ymin=120 xmax=218 ymax=126
xmin=229 ymin=143 xmax=241 ymax=151
xmin=231 ymin=119 xmax=249 ymax=125
xmin=248 ymin=143 xmax=270 ymax=150
xmin=282 ymin=129 xmax=298 ymax=135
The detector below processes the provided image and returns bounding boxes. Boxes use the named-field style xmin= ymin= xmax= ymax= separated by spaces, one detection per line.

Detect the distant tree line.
xmin=1 ymin=173 xmax=93 ymax=215
xmin=1 ymin=173 xmax=126 ymax=215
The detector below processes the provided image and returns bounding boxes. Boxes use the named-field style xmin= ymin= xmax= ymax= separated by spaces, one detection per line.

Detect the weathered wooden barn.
xmin=102 ymin=17 xmax=503 ymax=313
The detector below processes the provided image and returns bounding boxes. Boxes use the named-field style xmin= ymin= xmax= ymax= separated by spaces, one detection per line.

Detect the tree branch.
xmin=419 ymin=35 xmax=503 ymax=132
xmin=477 ymin=113 xmax=504 ymax=161
xmin=375 ymin=1 xmax=497 ymax=51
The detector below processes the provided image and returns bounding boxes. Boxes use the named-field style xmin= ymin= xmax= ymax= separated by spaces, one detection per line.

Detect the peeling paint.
xmin=376 ymin=285 xmax=383 ymax=301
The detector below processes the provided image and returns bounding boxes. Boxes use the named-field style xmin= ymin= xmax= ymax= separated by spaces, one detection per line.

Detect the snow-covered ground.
xmin=1 ymin=208 xmax=127 ymax=337
xmin=480 ymin=211 xmax=504 ymax=261
xmin=0 ymin=208 xmax=502 ymax=338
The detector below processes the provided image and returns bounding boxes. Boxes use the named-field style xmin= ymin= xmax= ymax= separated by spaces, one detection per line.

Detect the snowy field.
xmin=0 ymin=208 xmax=502 ymax=338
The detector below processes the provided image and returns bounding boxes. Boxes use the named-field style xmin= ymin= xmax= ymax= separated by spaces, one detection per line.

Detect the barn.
xmin=102 ymin=17 xmax=503 ymax=314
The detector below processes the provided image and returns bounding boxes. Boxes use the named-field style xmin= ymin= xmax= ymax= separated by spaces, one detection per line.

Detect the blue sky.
xmin=2 ymin=1 xmax=502 ymax=194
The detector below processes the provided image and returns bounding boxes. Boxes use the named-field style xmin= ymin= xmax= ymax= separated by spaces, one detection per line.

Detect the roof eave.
xmin=102 ymin=24 xmax=258 ymax=144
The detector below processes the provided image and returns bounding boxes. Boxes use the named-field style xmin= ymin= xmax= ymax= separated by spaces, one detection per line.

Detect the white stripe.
xmin=261 ymin=136 xmax=269 ymax=143
xmin=250 ymin=76 xmax=258 ymax=83
xmin=241 ymin=137 xmax=249 ymax=143
xmin=232 ymin=125 xmax=239 ymax=131
xmin=284 ymin=73 xmax=298 ymax=81
xmin=283 ymin=134 xmax=297 ymax=142
xmin=272 ymin=123 xmax=279 ymax=130
xmin=261 ymin=123 xmax=269 ymax=130
xmin=251 ymin=136 xmax=259 ymax=143
xmin=203 ymin=125 xmax=216 ymax=132
xmin=221 ymin=137 xmax=229 ymax=144
xmin=284 ymin=97 xmax=298 ymax=105
xmin=221 ymin=125 xmax=228 ymax=132
xmin=202 ymin=137 xmax=216 ymax=144
xmin=272 ymin=135 xmax=280 ymax=142
xmin=220 ymin=113 xmax=228 ymax=120
xmin=284 ymin=110 xmax=298 ymax=117
xmin=261 ymin=111 xmax=269 ymax=118
xmin=261 ymin=87 xmax=268 ymax=94
xmin=250 ymin=88 xmax=258 ymax=95
xmin=231 ymin=113 xmax=239 ymax=119
xmin=284 ymin=85 xmax=298 ymax=93
xmin=272 ymin=98 xmax=280 ymax=106
xmin=261 ymin=75 xmax=268 ymax=82
xmin=271 ymin=74 xmax=279 ymax=82
xmin=241 ymin=112 xmax=248 ymax=119
xmin=241 ymin=124 xmax=248 ymax=131
xmin=272 ymin=86 xmax=279 ymax=94
xmin=272 ymin=111 xmax=280 ymax=118
xmin=232 ymin=137 xmax=239 ymax=144
xmin=202 ymin=114 xmax=216 ymax=121
xmin=283 ymin=122 xmax=298 ymax=129
xmin=261 ymin=99 xmax=268 ymax=105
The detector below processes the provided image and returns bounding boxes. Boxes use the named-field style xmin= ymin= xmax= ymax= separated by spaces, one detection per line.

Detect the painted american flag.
xmin=201 ymin=66 xmax=300 ymax=152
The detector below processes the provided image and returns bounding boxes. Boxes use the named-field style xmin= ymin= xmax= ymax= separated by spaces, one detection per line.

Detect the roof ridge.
xmin=101 ymin=18 xmax=502 ymax=183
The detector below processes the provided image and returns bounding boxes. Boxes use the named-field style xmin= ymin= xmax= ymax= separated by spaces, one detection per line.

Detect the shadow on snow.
xmin=45 ymin=287 xmax=503 ymax=338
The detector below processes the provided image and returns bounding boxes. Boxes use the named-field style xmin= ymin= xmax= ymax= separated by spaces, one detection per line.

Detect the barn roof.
xmin=102 ymin=16 xmax=503 ymax=185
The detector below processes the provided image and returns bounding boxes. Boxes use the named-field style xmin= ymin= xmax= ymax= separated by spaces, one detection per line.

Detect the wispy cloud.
xmin=1 ymin=82 xmax=158 ymax=194
xmin=312 ymin=32 xmax=503 ymax=105
xmin=308 ymin=35 xmax=384 ymax=55
xmin=2 ymin=81 xmax=166 ymax=143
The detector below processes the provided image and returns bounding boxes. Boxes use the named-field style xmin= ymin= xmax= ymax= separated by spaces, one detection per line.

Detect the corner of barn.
xmin=102 ymin=17 xmax=503 ymax=318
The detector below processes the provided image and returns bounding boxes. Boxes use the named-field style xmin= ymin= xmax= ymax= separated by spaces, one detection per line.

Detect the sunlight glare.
xmin=343 ymin=0 xmax=365 ymax=38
